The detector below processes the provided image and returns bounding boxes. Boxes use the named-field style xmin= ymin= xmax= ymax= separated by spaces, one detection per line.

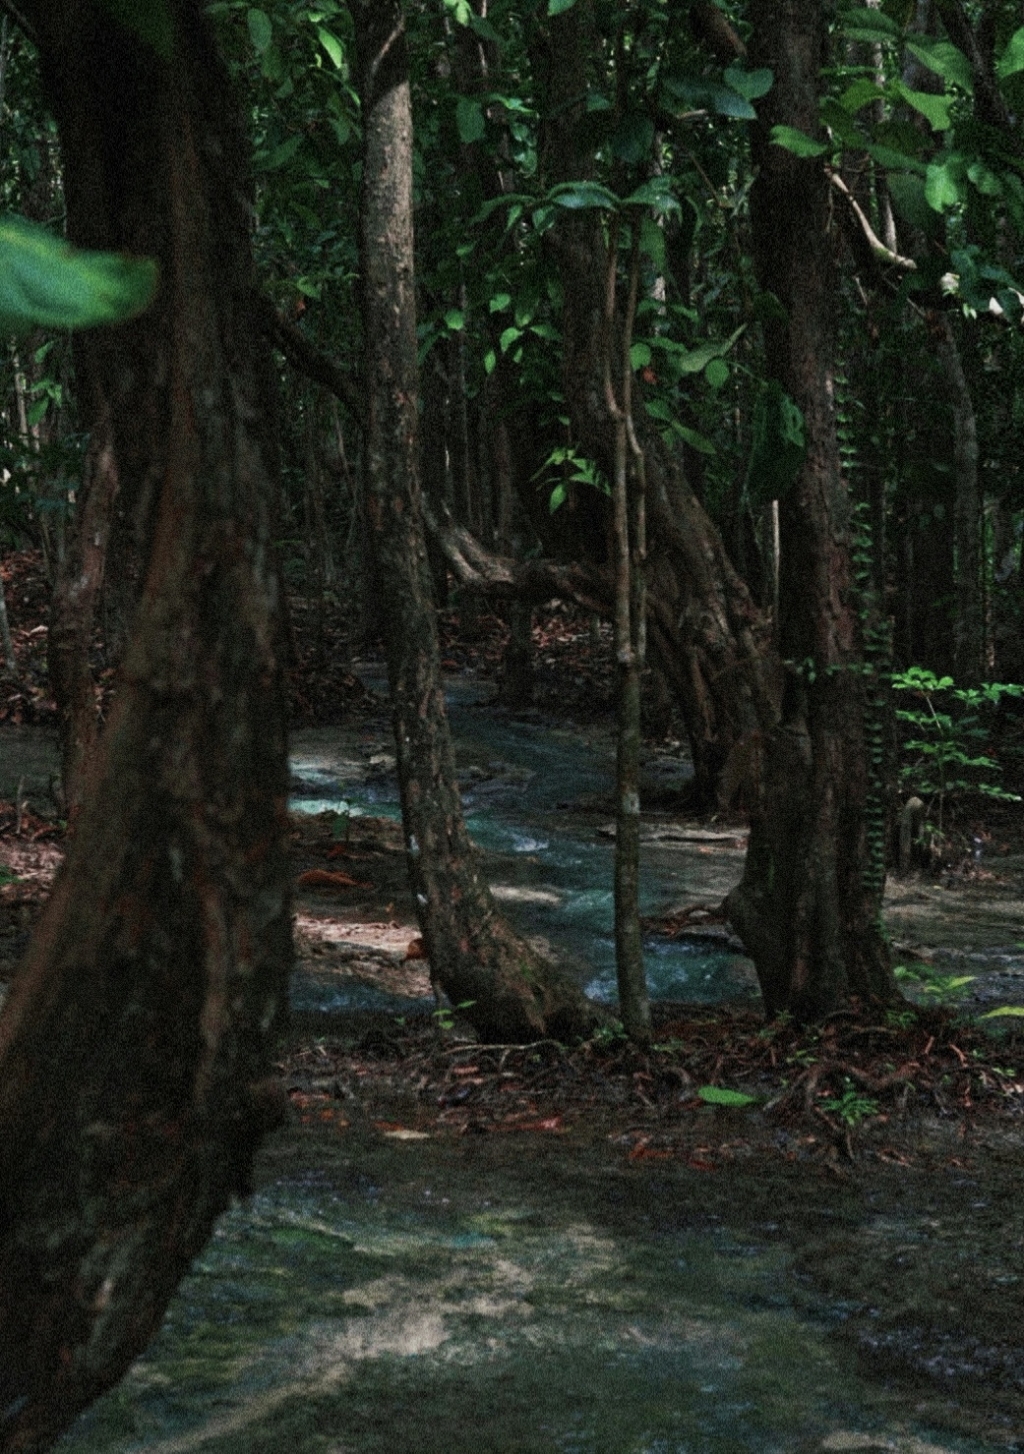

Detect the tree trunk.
xmin=0 ymin=5 xmax=292 ymax=1448
xmin=935 ymin=314 xmax=983 ymax=686
xmin=724 ymin=0 xmax=896 ymax=1020
xmin=532 ymin=2 xmax=780 ymax=806
xmin=349 ymin=0 xmax=600 ymax=1044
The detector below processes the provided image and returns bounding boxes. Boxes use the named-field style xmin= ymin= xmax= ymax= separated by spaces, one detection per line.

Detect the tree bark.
xmin=0 ymin=4 xmax=292 ymax=1448
xmin=725 ymin=0 xmax=896 ymax=1020
xmin=349 ymin=0 xmax=601 ymax=1044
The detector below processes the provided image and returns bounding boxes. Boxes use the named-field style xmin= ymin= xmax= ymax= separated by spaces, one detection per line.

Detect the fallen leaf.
xmin=628 ymin=1144 xmax=673 ymax=1162
xmin=297 ymin=868 xmax=373 ymax=890
xmin=374 ymin=1122 xmax=430 ymax=1140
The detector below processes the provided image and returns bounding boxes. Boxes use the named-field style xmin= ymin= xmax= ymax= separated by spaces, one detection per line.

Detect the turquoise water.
xmin=289 ymin=682 xmax=752 ymax=1014
xmin=57 ymin=1134 xmax=1016 ymax=1454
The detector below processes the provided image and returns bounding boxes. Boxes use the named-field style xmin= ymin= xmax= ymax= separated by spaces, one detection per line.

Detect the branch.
xmin=254 ymin=295 xmax=366 ymax=425
xmin=828 ymin=170 xmax=917 ymax=272
xmin=420 ymin=497 xmax=611 ymax=616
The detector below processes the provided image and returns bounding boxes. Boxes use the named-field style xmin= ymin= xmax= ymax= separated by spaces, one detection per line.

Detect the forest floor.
xmin=5 ymin=552 xmax=1024 ymax=1445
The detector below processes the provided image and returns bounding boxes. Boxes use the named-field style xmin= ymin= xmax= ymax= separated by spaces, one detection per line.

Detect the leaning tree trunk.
xmin=0 ymin=5 xmax=292 ymax=1448
xmin=349 ymin=0 xmax=600 ymax=1044
xmin=724 ymin=0 xmax=896 ymax=1019
xmin=531 ymin=1 xmax=779 ymax=806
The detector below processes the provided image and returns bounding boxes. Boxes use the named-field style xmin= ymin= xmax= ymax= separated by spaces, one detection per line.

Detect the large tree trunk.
xmin=349 ymin=0 xmax=600 ymax=1044
xmin=0 ymin=6 xmax=292 ymax=1448
xmin=531 ymin=2 xmax=780 ymax=806
xmin=724 ymin=0 xmax=896 ymax=1020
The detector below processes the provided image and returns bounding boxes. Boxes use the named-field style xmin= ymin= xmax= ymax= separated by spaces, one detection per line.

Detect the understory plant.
xmin=892 ymin=667 xmax=1022 ymax=833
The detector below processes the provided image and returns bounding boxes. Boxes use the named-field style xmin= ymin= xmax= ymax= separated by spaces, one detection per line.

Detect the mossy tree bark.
xmin=349 ymin=0 xmax=601 ymax=1045
xmin=0 ymin=5 xmax=292 ymax=1448
xmin=724 ymin=0 xmax=896 ymax=1020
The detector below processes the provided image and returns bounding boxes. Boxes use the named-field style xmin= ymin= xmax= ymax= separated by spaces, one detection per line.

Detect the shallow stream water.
xmin=288 ymin=674 xmax=756 ymax=1014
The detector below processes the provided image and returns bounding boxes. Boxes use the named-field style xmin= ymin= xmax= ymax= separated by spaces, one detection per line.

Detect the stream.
xmin=5 ymin=677 xmax=1020 ymax=1454
xmin=287 ymin=673 xmax=757 ymax=1015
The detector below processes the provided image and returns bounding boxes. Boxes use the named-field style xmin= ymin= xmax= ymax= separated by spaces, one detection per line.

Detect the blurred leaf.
xmin=996 ymin=27 xmax=1024 ymax=81
xmin=317 ymin=27 xmax=343 ymax=68
xmin=0 ymin=216 xmax=157 ymax=336
xmin=723 ymin=65 xmax=773 ymax=101
xmin=904 ymin=38 xmax=972 ymax=93
xmin=697 ymin=1086 xmax=758 ymax=1107
xmin=548 ymin=0 xmax=578 ymax=12
xmin=770 ymin=125 xmax=828 ymax=158
xmin=547 ymin=180 xmax=619 ymax=211
xmin=925 ymin=155 xmax=965 ymax=211
xmin=456 ymin=96 xmax=486 ymax=145
xmin=893 ymin=81 xmax=953 ymax=131
xmin=247 ymin=7 xmax=272 ymax=52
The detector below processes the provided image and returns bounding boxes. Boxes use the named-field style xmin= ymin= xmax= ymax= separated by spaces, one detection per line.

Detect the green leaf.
xmin=0 ymin=216 xmax=158 ymax=335
xmin=97 ymin=0 xmax=175 ymax=58
xmin=630 ymin=341 xmax=652 ymax=369
xmin=499 ymin=325 xmax=522 ymax=353
xmin=456 ymin=97 xmax=486 ymax=145
xmin=821 ymin=98 xmax=867 ymax=146
xmin=674 ymin=424 xmax=716 ymax=454
xmin=981 ymin=1005 xmax=1024 ymax=1019
xmin=893 ymin=81 xmax=953 ymax=131
xmin=444 ymin=308 xmax=465 ymax=331
xmin=483 ymin=348 xmax=497 ymax=375
xmin=769 ymin=125 xmax=828 ymax=158
xmin=704 ymin=357 xmax=730 ymax=389
xmin=488 ymin=292 xmax=512 ymax=313
xmin=621 ymin=178 xmax=680 ymax=218
xmin=708 ymin=85 xmax=757 ymax=120
xmin=316 ymin=26 xmax=343 ymax=68
xmin=256 ymin=134 xmax=302 ymax=171
xmin=996 ymin=27 xmax=1024 ymax=81
xmin=547 ymin=180 xmax=619 ymax=211
xmin=549 ymin=481 xmax=567 ymax=512
xmin=247 ymin=7 xmax=272 ymax=52
xmin=904 ymin=38 xmax=972 ymax=93
xmin=925 ymin=156 xmax=965 ymax=211
xmin=841 ymin=7 xmax=899 ymax=41
xmin=697 ymin=1086 xmax=758 ymax=1107
xmin=611 ymin=112 xmax=655 ymax=165
xmin=840 ymin=78 xmax=883 ymax=113
xmin=548 ymin=0 xmax=578 ymax=12
xmin=866 ymin=142 xmax=927 ymax=175
xmin=723 ymin=65 xmax=773 ymax=101
xmin=887 ymin=171 xmax=939 ymax=233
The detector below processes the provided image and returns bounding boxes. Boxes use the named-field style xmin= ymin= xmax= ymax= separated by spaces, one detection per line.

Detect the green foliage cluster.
xmin=893 ymin=667 xmax=1022 ymax=826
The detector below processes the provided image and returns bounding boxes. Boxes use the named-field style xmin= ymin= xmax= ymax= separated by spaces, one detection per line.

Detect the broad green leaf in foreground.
xmin=0 ymin=216 xmax=158 ymax=335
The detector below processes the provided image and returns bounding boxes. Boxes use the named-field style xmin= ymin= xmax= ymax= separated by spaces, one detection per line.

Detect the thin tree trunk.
xmin=607 ymin=223 xmax=650 ymax=1045
xmin=349 ymin=0 xmax=600 ymax=1044
xmin=725 ymin=0 xmax=896 ymax=1020
xmin=936 ymin=314 xmax=983 ymax=685
xmin=0 ymin=4 xmax=291 ymax=1448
